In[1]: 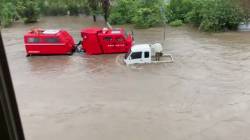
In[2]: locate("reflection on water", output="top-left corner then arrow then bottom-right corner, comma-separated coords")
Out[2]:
27,56 -> 72,73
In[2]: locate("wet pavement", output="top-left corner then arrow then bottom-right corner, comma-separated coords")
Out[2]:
2,16 -> 250,140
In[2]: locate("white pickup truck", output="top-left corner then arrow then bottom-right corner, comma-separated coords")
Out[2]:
124,43 -> 174,65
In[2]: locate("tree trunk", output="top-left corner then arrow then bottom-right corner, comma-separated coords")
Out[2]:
93,15 -> 96,22
102,0 -> 110,22
104,13 -> 108,22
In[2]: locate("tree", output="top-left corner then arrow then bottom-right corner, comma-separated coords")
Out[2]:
101,0 -> 110,22
133,0 -> 165,28
17,0 -> 40,23
87,0 -> 100,22
109,0 -> 137,25
238,0 -> 250,23
185,0 -> 243,31
0,2 -> 17,27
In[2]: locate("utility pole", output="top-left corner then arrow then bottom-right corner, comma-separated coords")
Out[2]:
160,6 -> 167,46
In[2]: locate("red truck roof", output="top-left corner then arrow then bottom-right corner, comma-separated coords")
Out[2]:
81,27 -> 126,35
81,27 -> 102,34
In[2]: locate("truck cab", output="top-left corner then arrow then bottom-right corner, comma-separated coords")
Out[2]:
81,27 -> 133,55
124,44 -> 152,65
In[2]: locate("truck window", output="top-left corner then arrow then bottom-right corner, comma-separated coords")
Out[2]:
27,37 -> 40,43
131,52 -> 142,59
116,37 -> 124,42
144,52 -> 149,58
45,38 -> 60,43
104,37 -> 112,41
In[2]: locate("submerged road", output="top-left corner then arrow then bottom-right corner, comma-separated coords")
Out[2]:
2,16 -> 250,140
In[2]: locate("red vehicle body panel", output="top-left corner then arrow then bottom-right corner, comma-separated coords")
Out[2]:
81,27 -> 133,55
24,29 -> 75,55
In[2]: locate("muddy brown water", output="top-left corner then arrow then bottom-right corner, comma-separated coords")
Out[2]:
2,16 -> 250,140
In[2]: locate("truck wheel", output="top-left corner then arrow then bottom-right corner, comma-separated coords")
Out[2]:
26,54 -> 31,57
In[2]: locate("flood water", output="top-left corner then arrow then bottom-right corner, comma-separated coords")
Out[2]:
2,16 -> 250,140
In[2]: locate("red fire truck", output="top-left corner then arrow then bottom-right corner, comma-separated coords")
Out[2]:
81,27 -> 133,55
24,29 -> 75,56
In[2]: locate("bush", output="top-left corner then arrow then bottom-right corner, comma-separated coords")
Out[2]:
167,0 -> 244,32
184,0 -> 204,26
238,0 -> 250,23
17,0 -> 40,23
133,8 -> 154,28
109,0 -> 138,25
109,12 -> 126,25
80,4 -> 91,15
68,4 -> 80,16
133,7 -> 163,28
132,0 -> 165,28
169,20 -> 183,27
109,0 -> 165,28
38,0 -> 90,16
43,3 -> 68,16
167,0 -> 193,23
0,2 -> 17,27
188,0 -> 244,31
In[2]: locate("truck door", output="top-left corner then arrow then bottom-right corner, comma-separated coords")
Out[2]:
115,36 -> 126,52
130,51 -> 144,64
143,51 -> 151,63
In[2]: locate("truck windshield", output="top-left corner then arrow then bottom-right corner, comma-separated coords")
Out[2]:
45,38 -> 60,43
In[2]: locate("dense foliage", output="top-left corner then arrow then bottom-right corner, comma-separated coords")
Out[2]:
189,0 -> 243,31
169,20 -> 183,27
166,0 -> 192,23
0,0 -> 247,32
0,2 -> 17,27
41,0 -> 90,16
109,0 -> 137,25
0,0 -> 40,27
165,0 -> 244,31
0,0 -> 108,27
109,0 -> 244,31
133,0 -> 165,28
109,0 -> 165,28
238,0 -> 250,22
17,0 -> 40,23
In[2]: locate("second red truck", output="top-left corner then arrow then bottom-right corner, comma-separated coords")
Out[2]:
81,27 -> 133,55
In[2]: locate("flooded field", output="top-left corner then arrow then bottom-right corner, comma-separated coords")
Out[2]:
2,16 -> 250,140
